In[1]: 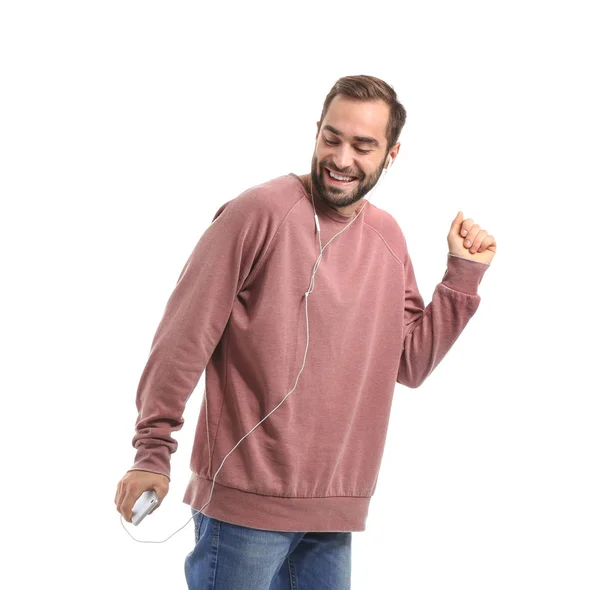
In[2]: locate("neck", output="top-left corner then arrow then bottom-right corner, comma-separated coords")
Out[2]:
298,173 -> 361,217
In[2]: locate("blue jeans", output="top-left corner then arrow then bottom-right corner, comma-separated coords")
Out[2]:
184,508 -> 352,589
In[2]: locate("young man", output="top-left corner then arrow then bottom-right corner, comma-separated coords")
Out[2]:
115,75 -> 495,589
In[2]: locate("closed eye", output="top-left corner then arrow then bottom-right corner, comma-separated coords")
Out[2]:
324,138 -> 372,154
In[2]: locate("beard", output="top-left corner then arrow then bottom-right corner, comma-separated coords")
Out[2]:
309,153 -> 386,210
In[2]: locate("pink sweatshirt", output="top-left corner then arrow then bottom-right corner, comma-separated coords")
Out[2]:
128,173 -> 490,532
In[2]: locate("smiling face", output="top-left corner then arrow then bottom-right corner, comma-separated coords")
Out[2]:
310,95 -> 399,215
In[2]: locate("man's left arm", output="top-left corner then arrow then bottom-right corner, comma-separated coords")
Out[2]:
396,211 -> 496,388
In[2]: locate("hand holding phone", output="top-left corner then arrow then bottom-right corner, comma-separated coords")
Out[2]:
115,470 -> 169,524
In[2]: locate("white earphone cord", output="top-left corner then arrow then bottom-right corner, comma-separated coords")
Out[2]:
122,154 -> 391,542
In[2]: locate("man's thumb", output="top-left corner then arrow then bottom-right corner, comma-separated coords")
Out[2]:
451,210 -> 463,231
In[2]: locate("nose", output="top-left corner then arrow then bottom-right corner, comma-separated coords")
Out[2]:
330,144 -> 354,173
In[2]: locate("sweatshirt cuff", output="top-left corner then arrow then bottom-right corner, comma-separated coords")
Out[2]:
442,253 -> 490,295
128,444 -> 172,481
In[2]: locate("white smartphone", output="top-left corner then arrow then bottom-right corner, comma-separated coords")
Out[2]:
131,490 -> 159,526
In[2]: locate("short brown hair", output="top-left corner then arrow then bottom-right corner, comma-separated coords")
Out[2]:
318,75 -> 407,153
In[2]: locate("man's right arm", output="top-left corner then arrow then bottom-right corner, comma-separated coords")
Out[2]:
126,189 -> 274,480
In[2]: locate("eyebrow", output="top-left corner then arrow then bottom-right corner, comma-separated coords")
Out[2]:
323,125 -> 380,147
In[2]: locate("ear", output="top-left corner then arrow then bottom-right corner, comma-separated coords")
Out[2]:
388,142 -> 400,167
315,120 -> 320,140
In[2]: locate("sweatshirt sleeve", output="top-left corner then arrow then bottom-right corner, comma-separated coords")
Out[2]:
396,251 -> 490,389
127,190 -> 274,480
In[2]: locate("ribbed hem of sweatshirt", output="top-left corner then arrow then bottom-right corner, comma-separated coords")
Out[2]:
183,473 -> 369,533
442,253 -> 490,295
128,444 -> 172,481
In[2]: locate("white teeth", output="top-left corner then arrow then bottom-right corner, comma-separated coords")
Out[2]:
329,169 -> 354,182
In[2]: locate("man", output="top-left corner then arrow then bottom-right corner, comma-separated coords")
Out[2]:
115,74 -> 495,589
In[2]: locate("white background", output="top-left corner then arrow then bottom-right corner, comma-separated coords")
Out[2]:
2,1 -> 598,588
